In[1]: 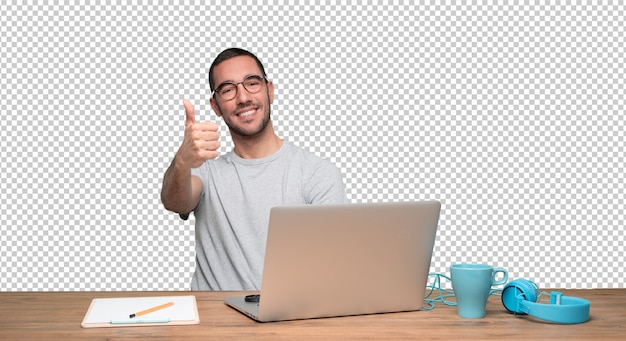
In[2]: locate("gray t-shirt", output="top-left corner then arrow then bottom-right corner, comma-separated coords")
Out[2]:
189,140 -> 348,290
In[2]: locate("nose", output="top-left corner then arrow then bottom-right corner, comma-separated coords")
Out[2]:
235,83 -> 252,103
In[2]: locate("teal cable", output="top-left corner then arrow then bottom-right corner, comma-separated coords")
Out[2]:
423,272 -> 504,310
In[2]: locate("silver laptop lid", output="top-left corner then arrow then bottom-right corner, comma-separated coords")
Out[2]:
256,201 -> 440,322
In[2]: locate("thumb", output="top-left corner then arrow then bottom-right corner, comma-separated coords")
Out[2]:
183,98 -> 196,125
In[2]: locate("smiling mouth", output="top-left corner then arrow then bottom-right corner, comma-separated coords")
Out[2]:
238,108 -> 256,117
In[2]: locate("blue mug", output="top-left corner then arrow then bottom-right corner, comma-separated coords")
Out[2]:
451,263 -> 508,318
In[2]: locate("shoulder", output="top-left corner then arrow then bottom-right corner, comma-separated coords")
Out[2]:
190,150 -> 236,176
282,141 -> 342,178
283,141 -> 335,167
282,142 -> 348,204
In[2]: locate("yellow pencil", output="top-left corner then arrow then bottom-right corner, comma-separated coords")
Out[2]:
129,302 -> 174,318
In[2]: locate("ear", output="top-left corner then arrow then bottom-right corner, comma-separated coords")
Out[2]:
210,97 -> 222,117
267,80 -> 275,104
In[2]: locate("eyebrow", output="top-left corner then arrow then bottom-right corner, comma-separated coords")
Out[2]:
215,74 -> 263,89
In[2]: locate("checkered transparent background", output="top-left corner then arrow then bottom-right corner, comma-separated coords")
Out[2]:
1,2 -> 624,291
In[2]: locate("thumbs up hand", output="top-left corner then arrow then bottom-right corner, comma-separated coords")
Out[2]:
176,99 -> 221,169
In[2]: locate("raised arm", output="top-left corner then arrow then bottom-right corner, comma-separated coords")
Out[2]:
161,99 -> 220,214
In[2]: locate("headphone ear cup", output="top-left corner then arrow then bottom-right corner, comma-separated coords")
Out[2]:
501,279 -> 538,314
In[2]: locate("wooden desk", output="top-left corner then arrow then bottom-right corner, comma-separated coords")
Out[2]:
0,289 -> 623,340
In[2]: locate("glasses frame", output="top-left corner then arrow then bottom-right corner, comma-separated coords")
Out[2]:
212,74 -> 268,101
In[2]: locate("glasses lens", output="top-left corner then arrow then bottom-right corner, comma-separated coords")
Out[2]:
216,84 -> 237,100
243,76 -> 264,93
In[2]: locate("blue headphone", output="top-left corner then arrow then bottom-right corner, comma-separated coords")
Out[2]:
501,279 -> 590,324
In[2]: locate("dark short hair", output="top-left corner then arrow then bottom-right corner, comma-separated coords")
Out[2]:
209,48 -> 267,92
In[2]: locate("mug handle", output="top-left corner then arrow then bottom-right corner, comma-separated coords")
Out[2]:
492,267 -> 509,286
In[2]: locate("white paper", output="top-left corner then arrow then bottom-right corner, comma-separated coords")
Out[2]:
83,295 -> 197,324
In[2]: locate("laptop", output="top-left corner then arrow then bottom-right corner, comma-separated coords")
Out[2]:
224,200 -> 441,322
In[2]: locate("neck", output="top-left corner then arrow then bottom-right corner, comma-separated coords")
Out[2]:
232,125 -> 283,159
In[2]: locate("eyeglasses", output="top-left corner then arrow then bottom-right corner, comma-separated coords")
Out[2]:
212,74 -> 267,101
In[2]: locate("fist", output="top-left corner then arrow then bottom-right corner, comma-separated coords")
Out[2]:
176,99 -> 221,169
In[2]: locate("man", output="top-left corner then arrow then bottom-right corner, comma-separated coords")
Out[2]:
161,48 -> 348,290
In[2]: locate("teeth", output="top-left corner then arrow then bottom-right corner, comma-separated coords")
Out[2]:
239,109 -> 255,117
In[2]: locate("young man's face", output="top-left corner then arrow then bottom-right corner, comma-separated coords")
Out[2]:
210,55 -> 275,138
